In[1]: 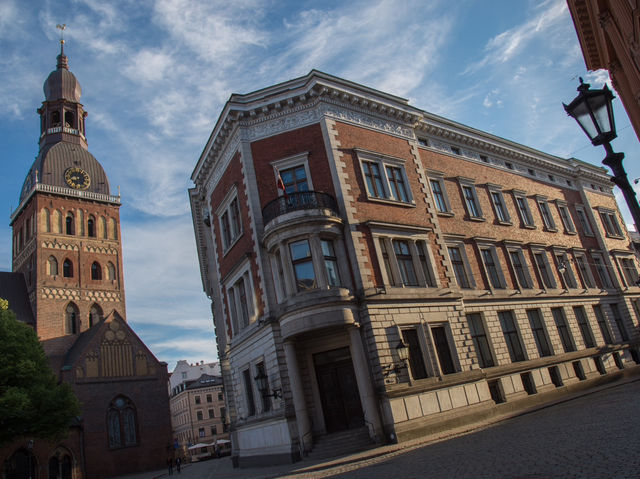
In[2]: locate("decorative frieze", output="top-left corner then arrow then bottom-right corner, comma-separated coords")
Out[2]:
84,244 -> 118,254
41,287 -> 81,300
42,239 -> 79,251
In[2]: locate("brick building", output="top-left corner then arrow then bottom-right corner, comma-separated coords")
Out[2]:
1,43 -> 171,478
189,70 -> 640,467
567,0 -> 640,141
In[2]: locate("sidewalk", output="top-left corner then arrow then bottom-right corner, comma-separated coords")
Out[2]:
114,372 -> 640,479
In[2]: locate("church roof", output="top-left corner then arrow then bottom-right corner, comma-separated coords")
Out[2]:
43,49 -> 82,102
0,272 -> 35,326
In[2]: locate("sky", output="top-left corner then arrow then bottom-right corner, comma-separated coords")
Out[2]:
2,0 -> 640,371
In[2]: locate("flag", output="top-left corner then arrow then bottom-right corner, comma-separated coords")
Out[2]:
277,172 -> 288,198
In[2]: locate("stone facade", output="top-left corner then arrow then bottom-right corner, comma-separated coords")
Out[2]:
189,70 -> 640,467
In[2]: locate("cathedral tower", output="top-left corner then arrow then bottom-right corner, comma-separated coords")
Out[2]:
10,42 -> 125,340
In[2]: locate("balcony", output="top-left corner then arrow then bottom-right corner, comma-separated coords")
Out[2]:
262,191 -> 339,225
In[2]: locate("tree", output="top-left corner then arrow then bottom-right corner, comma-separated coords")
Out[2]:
0,299 -> 80,445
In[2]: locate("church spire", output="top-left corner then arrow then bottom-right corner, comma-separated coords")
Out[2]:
56,24 -> 69,70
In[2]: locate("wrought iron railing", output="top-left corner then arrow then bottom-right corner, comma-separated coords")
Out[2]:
262,191 -> 339,225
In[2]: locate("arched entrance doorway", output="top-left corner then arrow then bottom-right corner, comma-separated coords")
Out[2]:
2,448 -> 37,479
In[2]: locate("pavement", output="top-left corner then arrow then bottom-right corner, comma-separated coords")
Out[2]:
114,374 -> 640,479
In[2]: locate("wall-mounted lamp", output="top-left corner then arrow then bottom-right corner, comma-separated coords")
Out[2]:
383,340 -> 409,376
254,370 -> 282,399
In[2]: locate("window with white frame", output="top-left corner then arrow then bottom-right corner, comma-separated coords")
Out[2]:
592,252 -> 614,288
447,243 -> 474,289
555,251 -> 577,289
290,239 -> 317,291
321,239 -> 341,287
532,249 -> 556,289
488,185 -> 511,224
459,178 -> 483,220
373,227 -> 438,288
536,196 -> 556,231
575,206 -> 594,236
357,150 -> 413,204
556,201 -> 576,234
506,246 -> 533,289
225,262 -> 255,334
428,173 -> 452,214
478,244 -> 506,289
598,209 -> 623,237
272,152 -> 313,195
217,188 -> 242,252
574,252 -> 595,289
513,191 -> 535,227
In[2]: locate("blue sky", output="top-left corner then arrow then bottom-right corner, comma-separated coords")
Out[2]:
2,0 -> 640,370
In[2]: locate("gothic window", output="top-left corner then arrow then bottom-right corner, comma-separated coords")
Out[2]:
48,256 -> 58,276
43,207 -> 51,233
65,303 -> 79,335
101,216 -> 108,239
65,213 -> 74,235
107,396 -> 138,449
53,210 -> 62,233
91,262 -> 102,280
110,218 -> 118,240
88,215 -> 96,237
48,450 -> 72,479
63,259 -> 73,278
107,262 -> 116,281
89,304 -> 103,327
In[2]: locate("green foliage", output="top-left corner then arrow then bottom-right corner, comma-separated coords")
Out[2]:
0,301 -> 80,445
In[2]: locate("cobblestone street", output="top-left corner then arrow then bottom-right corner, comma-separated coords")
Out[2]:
118,378 -> 640,479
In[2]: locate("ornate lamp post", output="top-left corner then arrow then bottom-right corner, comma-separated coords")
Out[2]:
564,78 -> 640,232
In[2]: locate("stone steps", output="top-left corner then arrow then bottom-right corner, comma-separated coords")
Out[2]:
305,427 -> 373,461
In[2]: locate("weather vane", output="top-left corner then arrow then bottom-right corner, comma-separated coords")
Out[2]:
56,23 -> 66,47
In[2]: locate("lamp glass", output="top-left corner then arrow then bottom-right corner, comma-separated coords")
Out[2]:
254,371 -> 268,392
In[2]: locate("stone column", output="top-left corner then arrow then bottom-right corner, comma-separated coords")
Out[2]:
348,325 -> 383,442
283,340 -> 312,454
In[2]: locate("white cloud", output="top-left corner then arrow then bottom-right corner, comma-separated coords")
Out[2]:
123,49 -> 173,84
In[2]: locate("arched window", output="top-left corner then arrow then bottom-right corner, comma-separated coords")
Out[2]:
89,304 -> 103,327
63,259 -> 73,278
101,216 -> 108,239
51,110 -> 61,126
64,111 -> 74,128
53,210 -> 62,233
107,262 -> 116,281
48,256 -> 58,276
65,303 -> 79,335
3,448 -> 36,479
107,396 -> 138,449
110,218 -> 118,240
43,207 -> 51,233
88,215 -> 96,237
65,213 -> 74,235
91,262 -> 102,280
48,450 -> 72,479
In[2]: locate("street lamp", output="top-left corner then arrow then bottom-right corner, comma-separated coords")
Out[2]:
564,78 -> 640,232
383,340 -> 409,376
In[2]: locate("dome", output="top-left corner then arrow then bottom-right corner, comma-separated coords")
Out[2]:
43,52 -> 82,102
20,142 -> 111,203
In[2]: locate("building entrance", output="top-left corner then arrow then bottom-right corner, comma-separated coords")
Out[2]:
314,347 -> 364,433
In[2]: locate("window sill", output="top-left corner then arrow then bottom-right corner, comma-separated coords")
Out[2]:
563,230 -> 577,235
467,216 -> 486,222
543,227 -> 558,233
366,196 -> 416,208
606,234 -> 625,240
521,224 -> 536,229
436,211 -> 454,217
496,220 -> 512,226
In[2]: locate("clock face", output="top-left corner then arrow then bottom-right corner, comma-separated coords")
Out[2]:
64,167 -> 91,190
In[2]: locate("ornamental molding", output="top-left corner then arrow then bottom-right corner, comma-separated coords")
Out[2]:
42,239 -> 79,251
85,290 -> 121,302
84,244 -> 118,255
41,287 -> 81,300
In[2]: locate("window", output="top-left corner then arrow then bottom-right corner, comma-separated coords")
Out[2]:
91,262 -> 102,280
575,206 -> 594,235
290,239 -> 316,291
198,428 -> 205,438
195,396 -> 201,405
552,307 -> 575,352
460,181 -> 483,219
321,239 -> 341,287
65,213 -> 74,235
206,394 -> 212,403
107,396 -> 137,449
508,248 -> 533,289
513,192 -> 534,227
599,210 -> 623,237
47,256 -> 58,276
181,372 -> 187,380
359,151 -> 412,204
88,215 -> 95,237
527,309 -> 552,357
227,271 -> 254,333
573,306 -> 595,348
101,216 -> 108,239
610,303 -> 629,341
619,257 -> 639,287
592,254 -> 613,289
448,245 -> 472,289
467,313 -> 494,368
536,197 -> 556,231
208,408 -> 214,418
593,305 -> 613,344
574,253 -> 595,288
218,392 -> 223,401
533,251 -> 555,289
489,189 -> 511,224
555,252 -> 577,289
210,426 -> 217,435
429,177 -> 451,214
65,303 -> 79,335
431,325 -> 457,374
63,259 -> 73,278
280,164 -> 309,193
480,246 -> 505,289
196,411 -> 203,421
242,368 -> 256,417
218,189 -> 242,251
556,202 -> 576,233
498,311 -> 526,362
401,328 -> 428,379
374,232 -> 437,288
